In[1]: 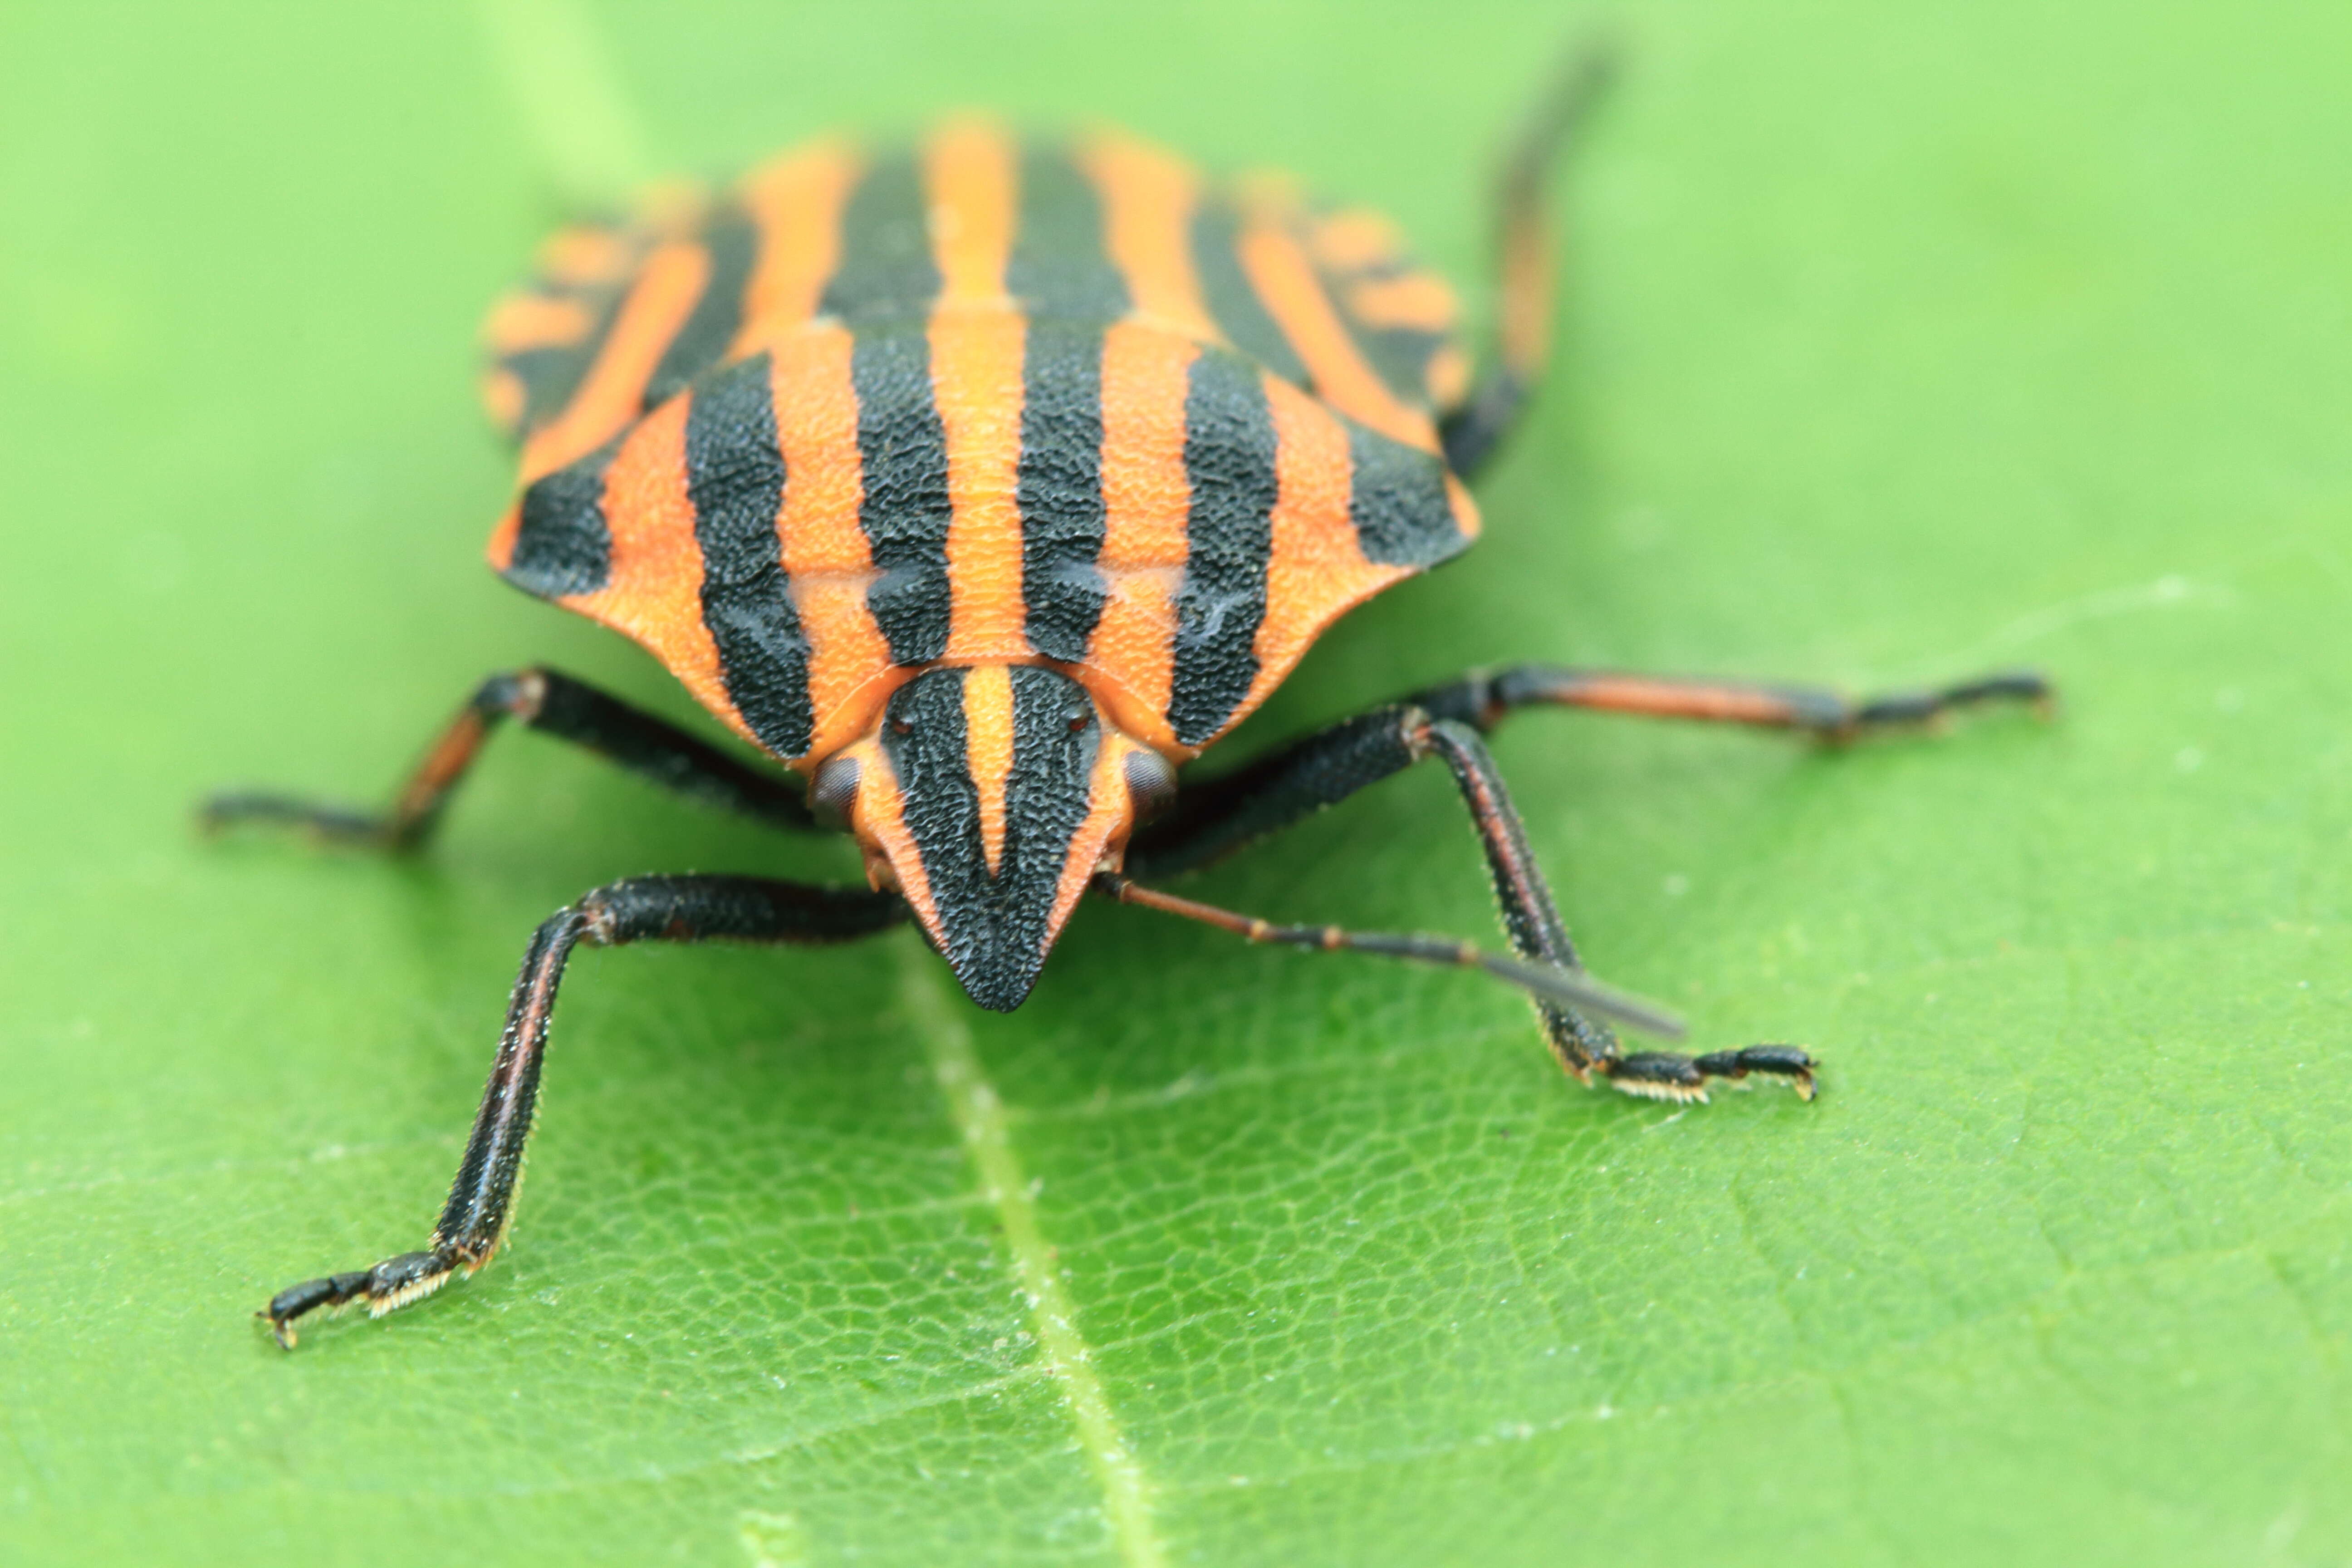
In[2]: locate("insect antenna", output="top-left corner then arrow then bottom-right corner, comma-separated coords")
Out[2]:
1091,873 -> 1686,1039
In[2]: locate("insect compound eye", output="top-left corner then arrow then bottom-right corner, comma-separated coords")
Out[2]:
1066,705 -> 1092,736
809,755 -> 861,830
1121,747 -> 1179,821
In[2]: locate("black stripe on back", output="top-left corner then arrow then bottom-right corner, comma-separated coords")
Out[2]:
1316,242 -> 1452,417
1347,422 -> 1471,569
819,152 -> 941,321
500,279 -> 631,439
850,320 -> 954,665
502,437 -> 619,598
687,352 -> 815,759
492,220 -> 646,442
504,338 -> 596,438
1007,143 -> 1129,322
1331,284 -> 1448,419
1190,196 -> 1308,387
1016,319 -> 1110,662
644,207 -> 760,411
1354,324 -> 1448,411
1169,351 -> 1279,745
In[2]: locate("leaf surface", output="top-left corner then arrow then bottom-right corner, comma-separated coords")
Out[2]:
1,1 -> 2347,1563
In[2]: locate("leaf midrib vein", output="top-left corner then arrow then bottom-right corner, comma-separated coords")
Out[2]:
901,938 -> 1171,1568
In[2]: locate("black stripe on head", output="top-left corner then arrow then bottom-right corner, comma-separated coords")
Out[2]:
1002,661 -> 1102,904
880,666 -> 1101,1011
850,319 -> 953,665
879,673 -> 978,929
1007,142 -> 1129,321
1190,195 -> 1308,387
644,206 -> 760,411
1347,421 -> 1472,569
1017,319 -> 1110,662
819,151 -> 941,321
503,436 -> 619,598
1168,349 -> 1278,746
687,352 -> 815,759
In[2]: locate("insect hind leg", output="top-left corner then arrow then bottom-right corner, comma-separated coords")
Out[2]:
1439,35 -> 1618,479
201,665 -> 820,851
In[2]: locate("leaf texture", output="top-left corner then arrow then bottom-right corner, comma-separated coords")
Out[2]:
0,1 -> 2347,1564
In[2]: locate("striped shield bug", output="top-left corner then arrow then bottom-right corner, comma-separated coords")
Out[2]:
208,44 -> 2049,1347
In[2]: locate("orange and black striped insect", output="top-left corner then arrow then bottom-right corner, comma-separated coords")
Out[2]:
208,47 -> 2048,1346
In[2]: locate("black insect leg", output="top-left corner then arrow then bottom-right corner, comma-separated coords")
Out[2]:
1440,37 -> 1617,479
1125,706 -> 1806,1100
1405,665 -> 2054,743
261,874 -> 905,1348
202,666 -> 818,850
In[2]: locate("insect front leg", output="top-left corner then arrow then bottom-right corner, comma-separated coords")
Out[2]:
1411,715 -> 1815,1098
1124,705 -> 1812,1099
261,874 -> 903,1348
202,665 -> 820,851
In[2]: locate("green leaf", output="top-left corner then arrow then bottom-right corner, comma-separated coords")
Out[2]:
3,1 -> 2347,1563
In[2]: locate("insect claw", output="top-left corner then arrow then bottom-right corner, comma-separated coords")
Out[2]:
1604,1053 -> 1710,1103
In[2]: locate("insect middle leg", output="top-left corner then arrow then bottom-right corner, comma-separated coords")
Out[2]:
1122,706 -> 1798,1101
261,873 -> 905,1347
201,666 -> 819,850
1403,664 -> 2053,742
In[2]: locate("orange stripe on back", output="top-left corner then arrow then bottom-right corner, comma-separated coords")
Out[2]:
482,293 -> 596,354
1238,373 -> 1414,722
734,139 -> 862,346
1084,322 -> 1197,752
1233,189 -> 1439,455
485,499 -> 523,574
519,240 -> 710,483
770,321 -> 897,765
555,394 -> 746,745
1425,343 -> 1473,412
480,369 -> 526,435
1308,208 -> 1405,271
537,225 -> 637,286
1077,132 -> 1219,343
923,119 -> 1030,663
1343,273 -> 1459,333
928,118 -> 1018,305
962,665 -> 1017,875
1443,471 -> 1482,541
931,308 -> 1029,660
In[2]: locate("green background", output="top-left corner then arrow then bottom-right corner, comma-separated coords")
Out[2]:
4,0 -> 2347,1563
